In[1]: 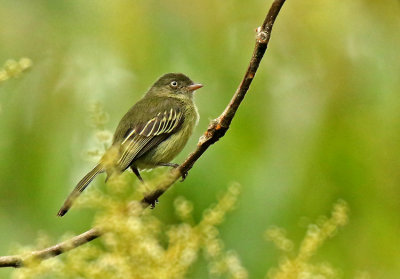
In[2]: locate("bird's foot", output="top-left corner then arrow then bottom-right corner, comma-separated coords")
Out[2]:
180,170 -> 188,182
143,197 -> 159,209
158,162 -> 188,181
150,198 -> 159,209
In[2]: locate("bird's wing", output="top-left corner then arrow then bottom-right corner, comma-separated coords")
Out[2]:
116,108 -> 183,170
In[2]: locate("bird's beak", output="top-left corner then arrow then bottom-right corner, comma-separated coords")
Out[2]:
188,83 -> 203,92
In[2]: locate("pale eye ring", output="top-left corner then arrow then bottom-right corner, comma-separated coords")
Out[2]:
170,81 -> 178,88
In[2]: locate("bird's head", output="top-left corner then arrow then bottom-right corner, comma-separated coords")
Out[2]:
147,73 -> 203,99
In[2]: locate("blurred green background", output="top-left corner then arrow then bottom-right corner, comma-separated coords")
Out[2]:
1,0 -> 400,278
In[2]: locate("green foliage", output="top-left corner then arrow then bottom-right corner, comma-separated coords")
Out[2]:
266,200 -> 351,279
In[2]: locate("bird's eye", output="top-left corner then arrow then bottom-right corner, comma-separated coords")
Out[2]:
170,81 -> 178,88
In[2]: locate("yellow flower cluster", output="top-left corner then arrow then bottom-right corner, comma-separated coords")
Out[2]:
85,102 -> 113,162
88,102 -> 110,130
0,57 -> 32,113
265,200 -> 356,279
12,182 -> 246,279
0,58 -> 32,83
11,181 -> 363,279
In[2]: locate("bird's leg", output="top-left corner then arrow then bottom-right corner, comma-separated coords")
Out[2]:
157,162 -> 188,182
130,165 -> 144,182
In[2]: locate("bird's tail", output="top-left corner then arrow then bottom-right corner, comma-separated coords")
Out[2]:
57,164 -> 104,217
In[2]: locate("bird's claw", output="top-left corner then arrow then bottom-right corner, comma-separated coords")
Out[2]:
150,198 -> 159,209
165,163 -> 188,182
180,171 -> 188,182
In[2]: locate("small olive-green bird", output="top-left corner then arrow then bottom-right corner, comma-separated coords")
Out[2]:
57,73 -> 203,216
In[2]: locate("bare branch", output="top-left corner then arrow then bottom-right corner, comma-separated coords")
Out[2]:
142,0 -> 286,206
0,228 -> 101,268
0,0 -> 286,269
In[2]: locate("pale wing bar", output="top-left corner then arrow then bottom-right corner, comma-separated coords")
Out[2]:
139,108 -> 182,137
117,109 -> 182,169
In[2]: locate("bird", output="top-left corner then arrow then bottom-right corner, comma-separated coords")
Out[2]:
57,73 -> 203,217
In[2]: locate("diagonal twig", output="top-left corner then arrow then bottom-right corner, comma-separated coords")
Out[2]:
0,0 -> 286,268
143,0 -> 286,205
